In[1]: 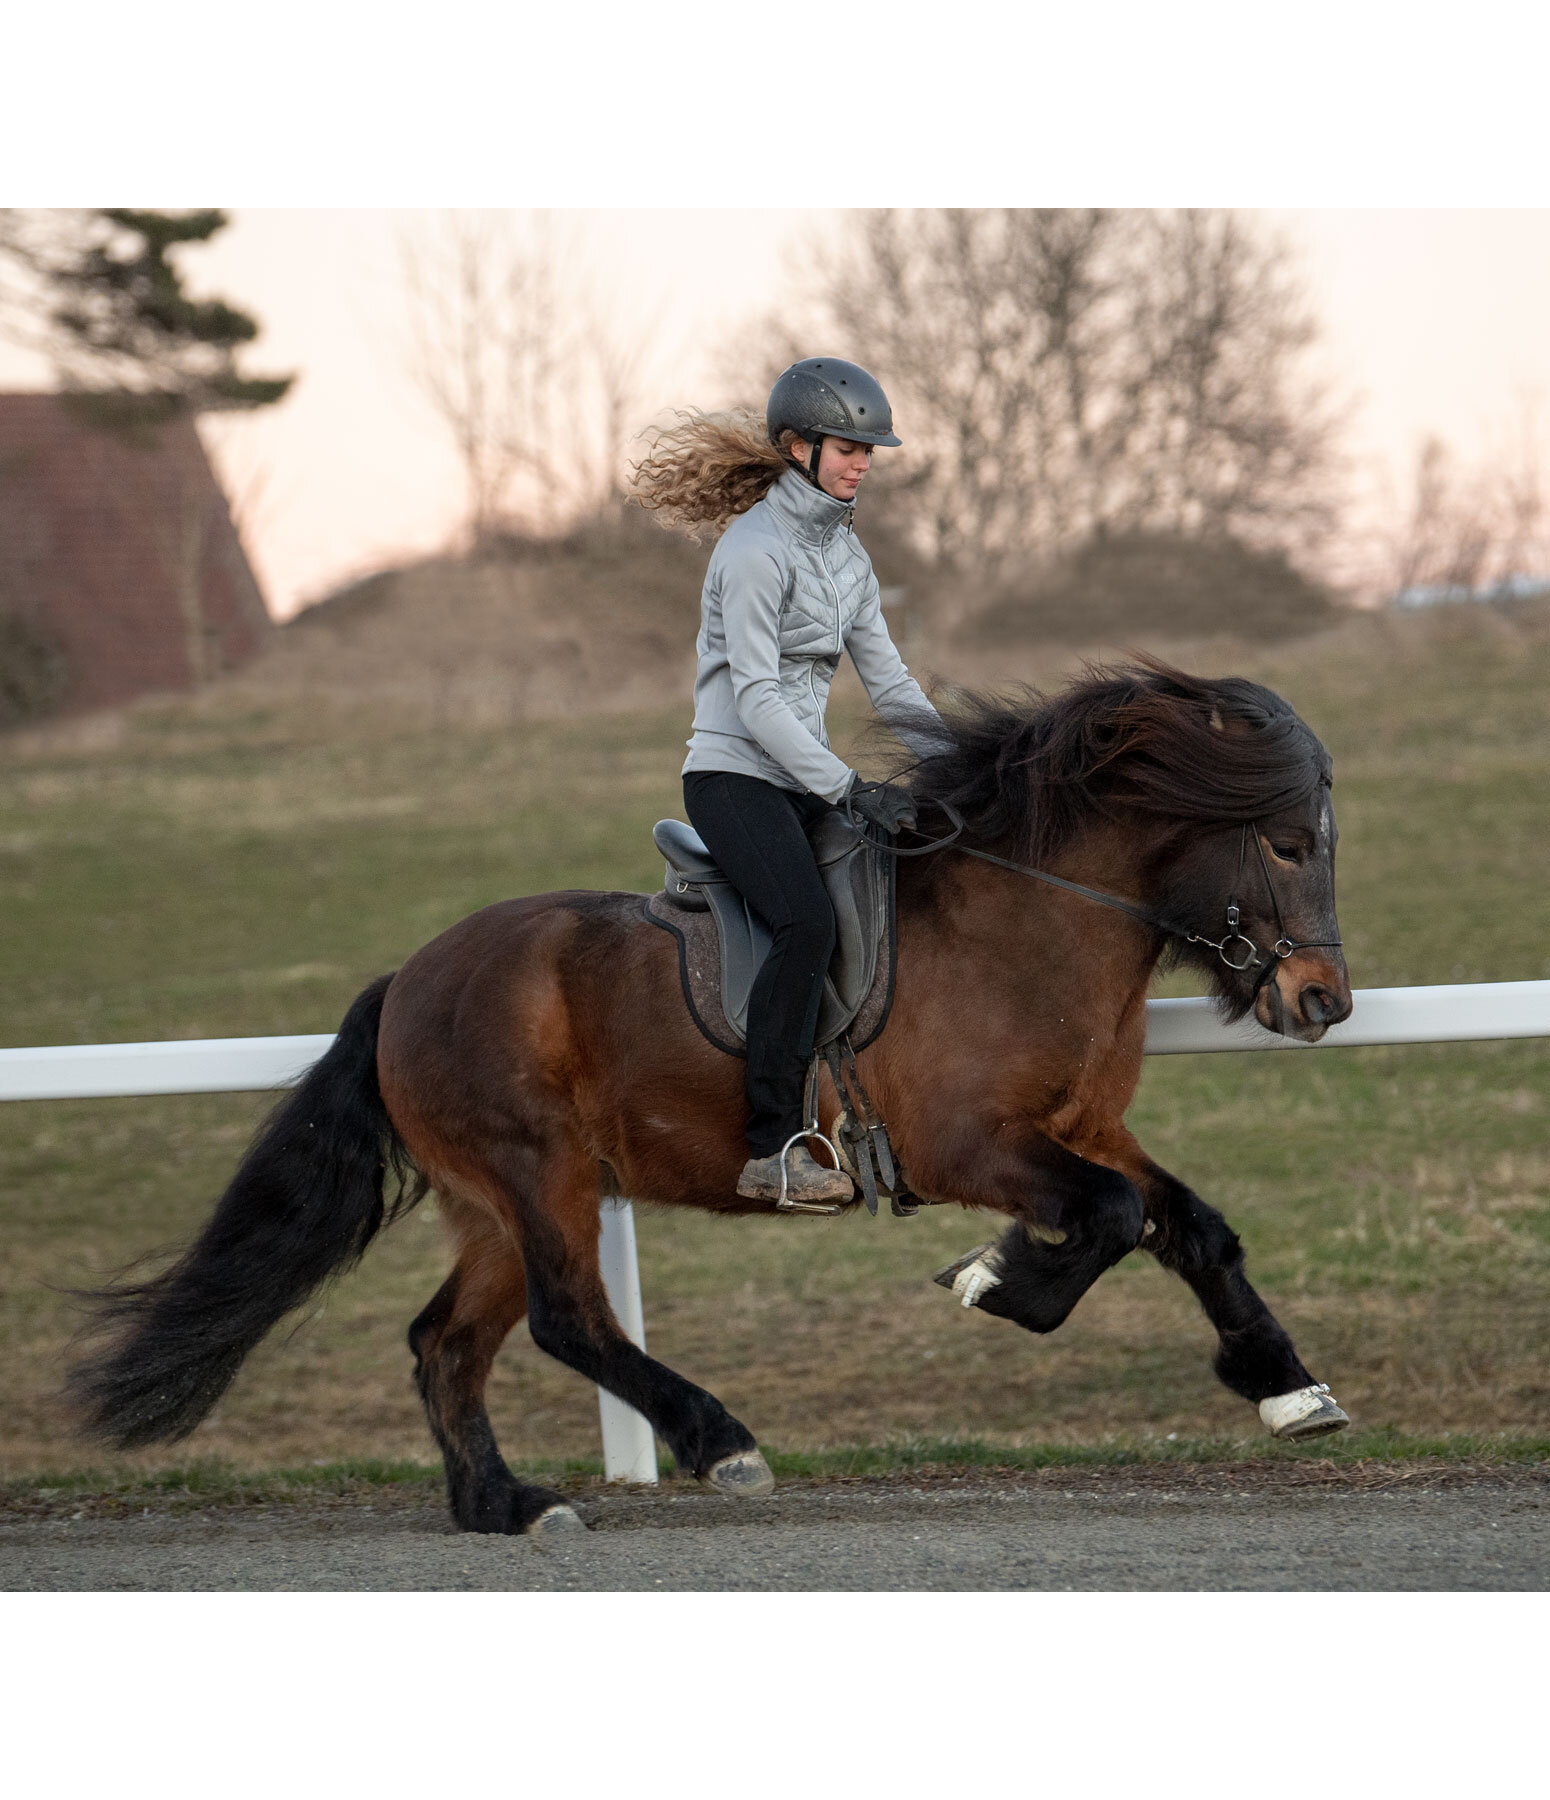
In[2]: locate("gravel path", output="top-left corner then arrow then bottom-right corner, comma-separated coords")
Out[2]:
4,1465 -> 1546,1591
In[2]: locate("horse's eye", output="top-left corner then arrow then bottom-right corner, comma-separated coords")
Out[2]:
1271,843 -> 1299,862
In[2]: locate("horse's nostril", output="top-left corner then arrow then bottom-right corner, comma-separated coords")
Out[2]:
1300,983 -> 1351,1027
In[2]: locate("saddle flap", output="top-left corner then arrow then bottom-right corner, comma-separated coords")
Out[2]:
814,822 -> 886,1036
725,895 -> 773,1028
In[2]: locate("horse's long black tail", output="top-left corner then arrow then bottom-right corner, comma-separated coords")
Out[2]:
67,974 -> 424,1449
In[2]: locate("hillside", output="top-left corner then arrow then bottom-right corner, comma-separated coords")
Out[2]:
200,519 -> 1349,730
232,519 -> 711,726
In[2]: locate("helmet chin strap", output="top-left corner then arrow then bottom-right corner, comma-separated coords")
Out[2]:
797,435 -> 827,490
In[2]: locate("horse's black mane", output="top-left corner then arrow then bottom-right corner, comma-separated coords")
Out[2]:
901,656 -> 1331,861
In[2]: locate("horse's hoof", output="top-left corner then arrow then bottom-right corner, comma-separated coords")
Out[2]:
1260,1384 -> 1350,1442
700,1450 -> 775,1497
933,1243 -> 1001,1309
528,1502 -> 587,1540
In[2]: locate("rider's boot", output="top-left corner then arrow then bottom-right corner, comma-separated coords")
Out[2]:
736,1144 -> 854,1207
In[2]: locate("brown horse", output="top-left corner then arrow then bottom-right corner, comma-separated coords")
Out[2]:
69,661 -> 1353,1536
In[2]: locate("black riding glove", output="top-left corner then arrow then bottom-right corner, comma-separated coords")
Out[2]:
846,778 -> 918,835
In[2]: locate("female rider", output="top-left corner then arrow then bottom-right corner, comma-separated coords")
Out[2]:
633,358 -> 939,1206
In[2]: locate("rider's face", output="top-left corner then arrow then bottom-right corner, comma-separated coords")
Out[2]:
793,436 -> 874,502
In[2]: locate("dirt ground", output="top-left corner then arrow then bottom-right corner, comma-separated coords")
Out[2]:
4,1461 -> 1544,1592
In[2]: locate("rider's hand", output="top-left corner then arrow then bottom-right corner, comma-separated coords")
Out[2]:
847,778 -> 918,835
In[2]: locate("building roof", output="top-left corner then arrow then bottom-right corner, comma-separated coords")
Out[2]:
0,392 -> 273,716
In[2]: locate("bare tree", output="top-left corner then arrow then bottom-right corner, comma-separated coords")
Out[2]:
399,212 -> 657,543
725,209 -> 1343,577
1494,406 -> 1547,589
1115,211 -> 1342,553
1390,413 -> 1549,600
585,302 -> 662,523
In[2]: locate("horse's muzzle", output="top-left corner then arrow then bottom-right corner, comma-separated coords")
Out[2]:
1255,962 -> 1353,1042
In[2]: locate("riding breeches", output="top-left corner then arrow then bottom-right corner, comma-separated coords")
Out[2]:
682,770 -> 837,1157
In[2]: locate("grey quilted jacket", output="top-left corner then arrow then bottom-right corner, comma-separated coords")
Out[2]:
682,467 -> 940,803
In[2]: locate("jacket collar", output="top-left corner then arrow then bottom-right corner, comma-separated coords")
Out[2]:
765,465 -> 853,543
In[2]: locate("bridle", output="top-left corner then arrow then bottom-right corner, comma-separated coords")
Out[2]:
1199,817 -> 1344,997
842,792 -> 1343,991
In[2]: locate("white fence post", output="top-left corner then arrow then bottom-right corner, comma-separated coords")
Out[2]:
596,1198 -> 659,1485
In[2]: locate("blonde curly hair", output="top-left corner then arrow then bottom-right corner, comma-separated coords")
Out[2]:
629,408 -> 801,541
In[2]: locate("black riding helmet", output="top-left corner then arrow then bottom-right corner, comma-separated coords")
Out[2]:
766,357 -> 901,489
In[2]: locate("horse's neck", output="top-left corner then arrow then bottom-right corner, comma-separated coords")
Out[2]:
895,824 -> 1167,1029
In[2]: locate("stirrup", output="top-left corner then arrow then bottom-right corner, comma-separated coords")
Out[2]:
774,1128 -> 851,1215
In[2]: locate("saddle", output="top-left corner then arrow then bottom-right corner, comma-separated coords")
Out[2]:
642,809 -> 895,1057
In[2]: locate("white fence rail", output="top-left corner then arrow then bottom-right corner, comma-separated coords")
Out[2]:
1143,979 -> 1550,1054
7,984 -> 1550,1105
0,1034 -> 336,1103
6,979 -> 1550,1485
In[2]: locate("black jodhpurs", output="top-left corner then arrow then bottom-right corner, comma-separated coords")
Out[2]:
682,770 -> 837,1158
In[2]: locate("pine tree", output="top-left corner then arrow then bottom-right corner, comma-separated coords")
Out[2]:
0,208 -> 293,430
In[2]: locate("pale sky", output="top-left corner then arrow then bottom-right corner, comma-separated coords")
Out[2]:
4,208 -> 1548,616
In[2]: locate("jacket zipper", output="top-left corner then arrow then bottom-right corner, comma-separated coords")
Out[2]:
819,527 -> 843,655
813,527 -> 844,740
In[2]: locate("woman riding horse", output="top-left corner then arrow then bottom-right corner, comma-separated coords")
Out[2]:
632,358 -> 939,1207
67,503 -> 1359,1536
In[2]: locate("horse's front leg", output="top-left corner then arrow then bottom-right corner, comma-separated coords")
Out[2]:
931,1128 -> 1148,1333
1094,1132 -> 1350,1442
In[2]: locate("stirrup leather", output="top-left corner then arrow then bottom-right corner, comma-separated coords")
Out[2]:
822,1038 -> 918,1217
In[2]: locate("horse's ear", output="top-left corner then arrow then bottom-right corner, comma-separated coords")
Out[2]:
1208,705 -> 1225,732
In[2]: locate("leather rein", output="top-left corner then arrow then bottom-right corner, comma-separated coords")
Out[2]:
843,791 -> 1343,991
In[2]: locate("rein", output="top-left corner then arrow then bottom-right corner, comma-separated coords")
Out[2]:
842,793 -> 1342,980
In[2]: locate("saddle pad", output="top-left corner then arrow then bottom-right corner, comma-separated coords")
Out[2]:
643,883 -> 896,1058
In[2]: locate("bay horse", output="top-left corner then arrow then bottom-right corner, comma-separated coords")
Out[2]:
68,660 -> 1354,1537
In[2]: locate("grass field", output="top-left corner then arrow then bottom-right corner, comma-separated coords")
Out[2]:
2,600 -> 1548,1485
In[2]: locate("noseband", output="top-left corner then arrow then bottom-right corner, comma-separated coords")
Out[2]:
844,795 -> 1343,990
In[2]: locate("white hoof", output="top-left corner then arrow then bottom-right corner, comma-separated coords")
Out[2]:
1260,1384 -> 1351,1442
528,1502 -> 587,1540
933,1243 -> 1003,1309
700,1450 -> 775,1497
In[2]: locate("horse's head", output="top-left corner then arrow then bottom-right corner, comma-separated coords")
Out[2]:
900,657 -> 1353,1043
1165,782 -> 1352,1043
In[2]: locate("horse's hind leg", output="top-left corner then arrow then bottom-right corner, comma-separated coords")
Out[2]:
408,1217 -> 581,1537
513,1141 -> 770,1493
